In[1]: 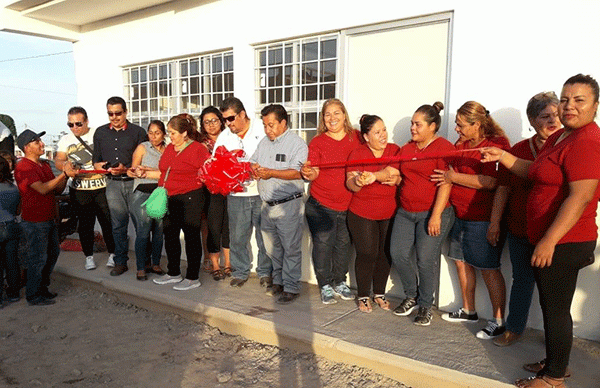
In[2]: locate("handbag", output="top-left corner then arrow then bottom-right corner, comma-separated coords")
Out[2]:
142,140 -> 193,219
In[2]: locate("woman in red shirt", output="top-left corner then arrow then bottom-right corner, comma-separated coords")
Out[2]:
390,102 -> 455,326
489,92 -> 561,347
482,74 -> 600,388
301,99 -> 361,305
431,101 -> 510,340
346,114 -> 400,313
140,114 -> 211,291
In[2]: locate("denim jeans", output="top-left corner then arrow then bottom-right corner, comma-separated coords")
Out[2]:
261,198 -> 304,293
505,232 -> 536,334
0,221 -> 21,300
305,196 -> 352,288
131,190 -> 164,271
227,195 -> 271,279
390,206 -> 454,308
105,179 -> 135,266
21,220 -> 60,301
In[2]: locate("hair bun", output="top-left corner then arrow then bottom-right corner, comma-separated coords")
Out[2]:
432,101 -> 444,113
359,114 -> 369,125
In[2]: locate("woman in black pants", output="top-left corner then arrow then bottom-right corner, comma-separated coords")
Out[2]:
482,73 -> 600,388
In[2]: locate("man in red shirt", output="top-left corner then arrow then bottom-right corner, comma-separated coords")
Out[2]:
14,129 -> 77,306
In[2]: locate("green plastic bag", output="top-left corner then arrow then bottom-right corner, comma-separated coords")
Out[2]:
143,187 -> 168,219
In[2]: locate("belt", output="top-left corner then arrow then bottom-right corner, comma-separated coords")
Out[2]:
107,175 -> 133,181
266,192 -> 303,206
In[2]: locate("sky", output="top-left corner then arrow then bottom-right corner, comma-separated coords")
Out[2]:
0,31 -> 77,145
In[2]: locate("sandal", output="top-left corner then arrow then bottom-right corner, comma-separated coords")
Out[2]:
523,360 -> 571,378
357,297 -> 372,313
149,265 -> 164,275
515,375 -> 566,388
222,267 -> 232,277
372,294 -> 390,310
211,269 -> 225,281
202,258 -> 213,273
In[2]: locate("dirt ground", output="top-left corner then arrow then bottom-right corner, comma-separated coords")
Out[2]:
0,282 -> 409,388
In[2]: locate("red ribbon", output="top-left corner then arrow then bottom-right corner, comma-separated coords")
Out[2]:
197,146 -> 252,195
310,148 -> 485,169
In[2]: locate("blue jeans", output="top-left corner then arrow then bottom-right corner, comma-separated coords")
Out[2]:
0,221 -> 20,300
390,206 -> 454,308
227,195 -> 271,280
261,198 -> 304,293
505,232 -> 536,334
448,218 -> 504,269
131,190 -> 164,271
105,179 -> 135,266
21,220 -> 60,301
305,196 -> 352,288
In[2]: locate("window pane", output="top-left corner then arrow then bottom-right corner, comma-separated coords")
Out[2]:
302,41 -> 318,61
212,55 -> 222,73
285,44 -> 293,63
159,81 -> 168,96
180,96 -> 189,110
190,59 -> 199,76
302,85 -> 317,101
150,99 -> 158,115
284,65 -> 293,86
321,39 -> 336,59
268,67 -> 282,87
259,50 -> 266,67
212,93 -> 223,106
140,84 -> 148,99
180,60 -> 188,77
123,86 -> 130,101
224,73 -> 234,92
190,77 -> 199,94
302,112 -> 318,129
302,62 -> 318,84
320,84 -> 336,100
159,97 -> 169,114
260,89 -> 266,104
268,46 -> 283,65
259,68 -> 266,88
140,100 -> 148,115
132,101 -> 140,114
132,85 -> 139,99
131,68 -> 139,83
140,67 -> 147,82
169,62 -> 176,78
268,88 -> 282,103
284,87 -> 292,102
159,64 -> 168,79
122,69 -> 130,84
212,74 -> 223,92
181,79 -> 188,95
150,65 -> 158,81
224,54 -> 233,72
202,75 -> 211,93
190,95 -> 200,112
320,60 -> 336,82
150,82 -> 157,98
140,117 -> 150,131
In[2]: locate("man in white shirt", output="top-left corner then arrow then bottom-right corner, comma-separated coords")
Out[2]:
214,97 -> 271,288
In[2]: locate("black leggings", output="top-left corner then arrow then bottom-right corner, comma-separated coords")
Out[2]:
533,240 -> 595,378
71,188 -> 115,257
204,189 -> 230,253
163,189 -> 205,281
347,211 -> 391,298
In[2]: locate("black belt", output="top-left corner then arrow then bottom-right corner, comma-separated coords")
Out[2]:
107,175 -> 133,181
266,192 -> 303,206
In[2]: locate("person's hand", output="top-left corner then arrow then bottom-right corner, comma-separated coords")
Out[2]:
252,164 -> 273,180
531,238 -> 556,268
356,171 -> 376,187
109,163 -> 127,175
63,161 -> 78,178
300,161 -> 318,181
486,222 -> 501,246
427,215 -> 441,236
431,166 -> 455,186
480,147 -> 504,163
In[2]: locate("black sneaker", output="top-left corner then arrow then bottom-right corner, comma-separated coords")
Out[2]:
414,306 -> 432,326
393,297 -> 417,316
442,308 -> 479,322
276,291 -> 299,305
27,296 -> 56,306
476,321 -> 506,339
265,284 -> 283,296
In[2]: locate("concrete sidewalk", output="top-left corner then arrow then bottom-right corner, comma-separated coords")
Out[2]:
53,251 -> 599,388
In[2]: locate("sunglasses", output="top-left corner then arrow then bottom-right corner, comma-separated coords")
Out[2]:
67,122 -> 84,128
223,114 -> 237,122
108,111 -> 124,117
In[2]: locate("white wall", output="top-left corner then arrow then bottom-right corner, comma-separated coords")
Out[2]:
67,0 -> 600,340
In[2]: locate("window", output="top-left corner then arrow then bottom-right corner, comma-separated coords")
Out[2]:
123,51 -> 234,128
254,34 -> 338,142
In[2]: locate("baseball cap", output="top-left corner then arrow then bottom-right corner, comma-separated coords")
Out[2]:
17,129 -> 46,151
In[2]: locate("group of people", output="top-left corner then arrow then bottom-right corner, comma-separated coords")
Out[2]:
1,73 -> 598,388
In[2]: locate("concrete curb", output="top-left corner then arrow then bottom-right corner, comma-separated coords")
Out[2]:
54,269 -> 513,388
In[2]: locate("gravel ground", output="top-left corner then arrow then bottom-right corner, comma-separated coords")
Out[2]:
0,283 -> 409,388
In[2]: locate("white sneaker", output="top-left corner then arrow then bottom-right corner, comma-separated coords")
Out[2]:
153,274 -> 183,285
106,254 -> 115,268
85,256 -> 96,270
173,279 -> 201,291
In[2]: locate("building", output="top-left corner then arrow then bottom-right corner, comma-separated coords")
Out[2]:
2,0 -> 599,341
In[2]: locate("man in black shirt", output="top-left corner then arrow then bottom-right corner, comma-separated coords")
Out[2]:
93,96 -> 147,276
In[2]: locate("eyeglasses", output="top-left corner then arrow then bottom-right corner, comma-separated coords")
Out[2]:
67,122 -> 84,128
108,111 -> 124,117
203,118 -> 221,126
223,114 -> 237,122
